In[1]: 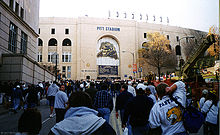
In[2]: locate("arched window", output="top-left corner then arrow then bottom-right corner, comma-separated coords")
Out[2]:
38,38 -> 43,46
62,38 -> 71,46
142,42 -> 147,47
142,42 -> 149,51
48,38 -> 57,46
175,45 -> 181,55
166,44 -> 172,50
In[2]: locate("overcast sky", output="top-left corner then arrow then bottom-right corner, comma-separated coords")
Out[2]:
39,0 -> 219,32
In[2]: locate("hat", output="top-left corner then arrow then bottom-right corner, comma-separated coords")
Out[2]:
202,89 -> 208,95
136,83 -> 147,90
80,84 -> 84,88
16,85 -> 20,88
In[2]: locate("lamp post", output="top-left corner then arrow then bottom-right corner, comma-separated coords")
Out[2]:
177,36 -> 195,77
122,50 -> 135,79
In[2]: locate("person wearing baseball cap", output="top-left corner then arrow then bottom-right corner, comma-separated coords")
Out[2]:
200,89 -> 209,108
127,81 -> 136,97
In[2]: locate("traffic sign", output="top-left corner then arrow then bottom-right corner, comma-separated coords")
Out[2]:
138,67 -> 142,72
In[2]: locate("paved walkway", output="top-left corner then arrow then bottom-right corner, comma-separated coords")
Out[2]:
0,97 -> 204,135
110,97 -> 123,135
0,98 -> 48,115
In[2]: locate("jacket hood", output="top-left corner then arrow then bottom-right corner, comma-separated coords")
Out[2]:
51,107 -> 106,135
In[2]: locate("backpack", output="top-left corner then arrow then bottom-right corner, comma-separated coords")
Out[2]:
170,96 -> 205,133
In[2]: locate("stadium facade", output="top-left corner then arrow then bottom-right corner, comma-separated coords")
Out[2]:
38,17 -> 206,80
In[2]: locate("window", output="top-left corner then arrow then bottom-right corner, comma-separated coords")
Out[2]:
9,0 -> 14,9
176,36 -> 179,42
48,38 -> 57,46
62,74 -> 66,78
38,28 -> 40,34
67,66 -> 71,78
186,37 -> 188,43
166,44 -> 171,50
38,38 -> 43,46
67,66 -> 71,72
67,73 -> 71,78
8,22 -> 17,53
48,52 -> 59,63
48,52 -> 54,62
62,52 -> 71,62
62,66 -> 66,72
51,28 -> 55,34
175,45 -> 181,55
167,35 -> 169,40
20,31 -> 27,54
144,33 -> 147,38
20,7 -> 24,19
65,28 -> 69,34
62,38 -> 71,46
37,52 -> 42,62
15,2 -> 19,15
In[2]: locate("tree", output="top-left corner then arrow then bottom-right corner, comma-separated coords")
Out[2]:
183,30 -> 205,60
207,26 -> 219,59
139,32 -> 177,81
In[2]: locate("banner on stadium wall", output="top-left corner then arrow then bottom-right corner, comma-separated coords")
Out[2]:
133,64 -> 137,73
98,65 -> 118,75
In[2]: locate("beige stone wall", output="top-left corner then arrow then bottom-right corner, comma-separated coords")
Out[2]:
0,0 -> 39,62
39,17 -> 206,80
0,0 -> 55,84
0,55 -> 23,81
2,0 -> 39,33
0,54 -> 54,84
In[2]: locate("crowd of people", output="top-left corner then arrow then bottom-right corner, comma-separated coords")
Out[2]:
0,78 -> 219,135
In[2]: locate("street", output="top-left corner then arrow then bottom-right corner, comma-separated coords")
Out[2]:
0,97 -> 204,135
0,99 -> 56,134
0,98 -> 123,135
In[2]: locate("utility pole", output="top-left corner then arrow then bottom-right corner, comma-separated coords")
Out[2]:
55,53 -> 57,82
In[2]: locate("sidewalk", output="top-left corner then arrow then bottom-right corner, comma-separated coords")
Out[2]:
0,98 -> 48,116
0,104 -> 9,115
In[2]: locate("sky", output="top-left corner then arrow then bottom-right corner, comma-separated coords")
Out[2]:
39,0 -> 219,32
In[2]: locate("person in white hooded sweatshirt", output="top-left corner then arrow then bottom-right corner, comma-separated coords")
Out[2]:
47,81 -> 59,118
201,90 -> 219,135
49,91 -> 116,135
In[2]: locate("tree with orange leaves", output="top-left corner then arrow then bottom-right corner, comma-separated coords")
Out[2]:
207,26 -> 219,59
139,32 -> 177,81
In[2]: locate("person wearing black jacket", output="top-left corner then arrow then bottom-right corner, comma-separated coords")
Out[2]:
85,82 -> 98,104
122,87 -> 153,135
26,84 -> 38,108
115,84 -> 133,121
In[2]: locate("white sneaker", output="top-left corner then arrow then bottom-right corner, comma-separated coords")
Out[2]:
49,114 -> 53,118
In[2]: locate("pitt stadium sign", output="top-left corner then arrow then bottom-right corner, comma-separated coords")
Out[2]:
97,26 -> 120,31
